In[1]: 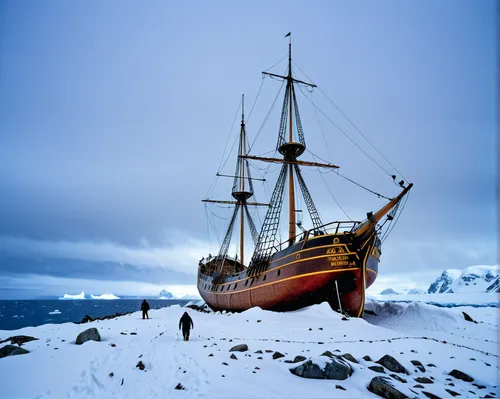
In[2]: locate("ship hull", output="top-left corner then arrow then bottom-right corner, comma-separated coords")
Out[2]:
197,231 -> 380,317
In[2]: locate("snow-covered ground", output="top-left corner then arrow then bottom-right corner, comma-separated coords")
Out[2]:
0,297 -> 498,399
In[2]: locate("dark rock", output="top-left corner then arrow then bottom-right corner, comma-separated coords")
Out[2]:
254,350 -> 263,354
484,395 -> 494,398
284,360 -> 294,363
110,343 -> 116,347
376,355 -> 408,374
308,328 -> 312,331
257,357 -> 263,359
273,351 -> 285,360
472,383 -> 486,389
445,389 -> 460,397
367,376 -> 409,399
336,385 -> 346,390
390,374 -> 407,383
422,392 -> 442,399
109,372 -> 114,377
319,327 -> 323,330
120,332 -> 127,335
265,350 -> 273,353
290,356 -> 352,380
427,363 -> 436,368
229,344 -> 248,352
0,345 -> 29,358
257,320 -> 261,323
363,355 -> 372,361
318,341 -> 324,344
293,355 -> 306,363
369,365 -> 385,373
136,361 -> 145,370
254,367 -> 260,370
341,353 -> 358,363
462,312 -> 477,323
130,332 -> 137,335
449,369 -> 474,382
174,383 -> 185,390
222,362 -> 228,366
75,328 -> 101,345
411,360 -> 426,372
321,351 -> 335,358
230,354 -> 237,360
0,335 -> 38,346
414,384 -> 425,388
208,353 -> 214,357
448,383 -> 454,386
415,377 -> 433,384
121,378 -> 124,386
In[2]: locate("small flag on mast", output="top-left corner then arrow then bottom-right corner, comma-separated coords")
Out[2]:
285,32 -> 291,38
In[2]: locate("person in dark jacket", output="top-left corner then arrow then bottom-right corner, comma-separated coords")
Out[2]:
141,299 -> 150,319
179,311 -> 194,341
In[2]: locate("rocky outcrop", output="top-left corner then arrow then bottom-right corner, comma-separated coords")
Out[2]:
0,345 -> 29,358
289,355 -> 352,380
448,369 -> 473,382
376,355 -> 408,374
229,344 -> 248,352
0,335 -> 38,346
76,328 -> 101,345
368,376 -> 409,399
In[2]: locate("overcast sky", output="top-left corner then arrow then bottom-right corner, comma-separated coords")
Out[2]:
0,1 -> 496,298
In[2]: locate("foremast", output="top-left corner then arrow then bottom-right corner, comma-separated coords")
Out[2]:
202,95 -> 266,267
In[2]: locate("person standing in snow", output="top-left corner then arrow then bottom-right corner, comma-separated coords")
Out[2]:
179,311 -> 194,341
141,299 -> 150,319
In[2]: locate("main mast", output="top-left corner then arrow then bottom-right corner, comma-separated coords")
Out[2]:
239,95 -> 246,265
287,35 -> 296,244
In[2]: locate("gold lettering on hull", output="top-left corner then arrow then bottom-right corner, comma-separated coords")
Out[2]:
327,254 -> 356,269
326,247 -> 345,255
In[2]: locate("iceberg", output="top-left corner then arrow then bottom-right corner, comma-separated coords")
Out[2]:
90,293 -> 121,300
58,291 -> 86,300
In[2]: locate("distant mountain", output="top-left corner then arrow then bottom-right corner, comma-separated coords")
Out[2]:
159,289 -> 174,299
428,265 -> 499,294
379,288 -> 399,295
407,288 -> 425,295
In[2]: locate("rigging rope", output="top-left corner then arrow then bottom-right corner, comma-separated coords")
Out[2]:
307,149 -> 392,200
318,172 -> 352,221
293,61 -> 407,181
247,76 -> 265,124
249,80 -> 285,152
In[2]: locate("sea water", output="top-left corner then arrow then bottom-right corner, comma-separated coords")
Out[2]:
0,299 -> 192,331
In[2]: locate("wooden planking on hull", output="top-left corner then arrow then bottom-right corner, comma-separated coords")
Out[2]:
198,233 -> 379,316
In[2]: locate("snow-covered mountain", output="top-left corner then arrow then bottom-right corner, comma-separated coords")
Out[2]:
428,265 -> 499,294
58,291 -> 86,300
90,293 -> 120,300
406,288 -> 425,295
158,289 -> 174,299
379,288 -> 399,295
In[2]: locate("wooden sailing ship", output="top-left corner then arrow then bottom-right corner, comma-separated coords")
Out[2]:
197,35 -> 412,317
